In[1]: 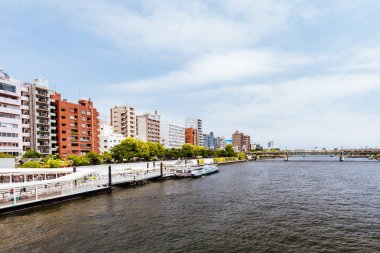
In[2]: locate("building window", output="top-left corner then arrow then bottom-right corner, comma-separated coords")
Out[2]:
0,82 -> 16,93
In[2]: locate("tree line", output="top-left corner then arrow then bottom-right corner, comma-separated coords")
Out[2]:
1,137 -> 245,168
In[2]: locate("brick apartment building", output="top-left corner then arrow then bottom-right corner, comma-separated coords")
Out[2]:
51,93 -> 99,158
185,128 -> 197,146
232,130 -> 251,152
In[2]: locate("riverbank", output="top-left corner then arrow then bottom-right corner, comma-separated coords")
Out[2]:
0,160 -> 247,215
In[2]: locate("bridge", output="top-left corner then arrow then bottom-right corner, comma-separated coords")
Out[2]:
251,149 -> 380,161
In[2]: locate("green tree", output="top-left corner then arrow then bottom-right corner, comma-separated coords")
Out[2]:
148,142 -> 165,160
164,148 -> 183,160
86,151 -> 103,165
101,151 -> 113,164
225,144 -> 236,157
23,150 -> 43,158
68,155 -> 90,166
137,140 -> 150,160
182,144 -> 195,158
110,137 -> 139,162
194,146 -> 205,157
21,161 -> 42,168
215,148 -> 226,157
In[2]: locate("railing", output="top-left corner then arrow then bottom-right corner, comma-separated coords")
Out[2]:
0,161 -> 203,211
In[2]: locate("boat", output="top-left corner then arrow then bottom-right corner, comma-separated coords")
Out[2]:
174,168 -> 192,178
190,165 -> 219,178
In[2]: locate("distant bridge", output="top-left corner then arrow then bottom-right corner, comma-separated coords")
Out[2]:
251,149 -> 380,161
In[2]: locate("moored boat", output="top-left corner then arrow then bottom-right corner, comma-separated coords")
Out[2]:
190,165 -> 219,178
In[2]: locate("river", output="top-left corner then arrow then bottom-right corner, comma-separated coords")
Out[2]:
1,158 -> 379,253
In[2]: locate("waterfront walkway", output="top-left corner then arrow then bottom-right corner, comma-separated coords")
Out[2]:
0,158 -> 220,212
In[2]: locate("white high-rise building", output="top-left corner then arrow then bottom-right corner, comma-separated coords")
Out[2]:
0,69 -> 24,155
99,120 -> 125,153
185,118 -> 204,146
160,121 -> 185,149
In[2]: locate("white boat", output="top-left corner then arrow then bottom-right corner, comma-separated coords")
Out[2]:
190,165 -> 219,178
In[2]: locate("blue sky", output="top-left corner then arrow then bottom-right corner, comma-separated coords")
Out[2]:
1,0 -> 380,149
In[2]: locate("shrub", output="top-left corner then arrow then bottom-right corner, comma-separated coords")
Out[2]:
237,152 -> 247,160
0,153 -> 15,158
21,161 -> 42,168
45,159 -> 62,168
213,158 -> 225,163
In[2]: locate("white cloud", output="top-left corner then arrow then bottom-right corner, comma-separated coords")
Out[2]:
52,0 -> 293,54
104,49 -> 311,92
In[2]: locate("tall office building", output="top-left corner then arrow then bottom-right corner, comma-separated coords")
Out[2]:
110,105 -> 136,138
185,118 -> 204,146
137,110 -> 160,143
23,79 -> 57,155
51,93 -> 99,158
0,69 -> 23,155
160,121 -> 185,148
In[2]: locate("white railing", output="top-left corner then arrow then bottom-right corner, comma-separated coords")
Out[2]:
0,165 -> 178,210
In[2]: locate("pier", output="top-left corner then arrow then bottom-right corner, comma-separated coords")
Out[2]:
0,162 -> 178,214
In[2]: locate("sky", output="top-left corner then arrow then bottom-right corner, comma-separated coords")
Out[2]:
1,0 -> 380,149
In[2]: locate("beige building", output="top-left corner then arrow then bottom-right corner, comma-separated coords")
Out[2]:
137,111 -> 160,143
22,79 -> 58,155
110,105 -> 136,138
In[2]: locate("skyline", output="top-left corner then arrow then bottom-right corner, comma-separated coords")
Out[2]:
1,1 -> 380,149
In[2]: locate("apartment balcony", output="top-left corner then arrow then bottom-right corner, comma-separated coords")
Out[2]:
20,105 -> 29,110
23,141 -> 31,146
37,121 -> 49,125
37,114 -> 49,118
36,91 -> 48,97
38,148 -> 50,154
36,105 -> 48,111
21,96 -> 29,101
37,128 -> 49,132
22,123 -> 30,128
21,114 -> 30,119
22,132 -> 31,137
37,142 -> 50,147
37,135 -> 50,139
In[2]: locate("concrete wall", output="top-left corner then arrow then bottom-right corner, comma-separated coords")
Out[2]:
0,158 -> 16,168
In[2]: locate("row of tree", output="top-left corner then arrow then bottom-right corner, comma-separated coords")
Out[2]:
1,137 -> 244,168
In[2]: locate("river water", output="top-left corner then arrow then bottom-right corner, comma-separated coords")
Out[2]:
1,158 -> 379,253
